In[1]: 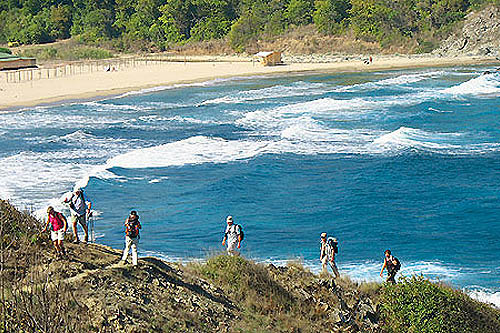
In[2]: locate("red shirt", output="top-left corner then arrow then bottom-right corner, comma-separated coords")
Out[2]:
48,212 -> 65,232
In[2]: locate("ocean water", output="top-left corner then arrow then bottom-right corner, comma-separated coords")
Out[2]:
1,66 -> 500,305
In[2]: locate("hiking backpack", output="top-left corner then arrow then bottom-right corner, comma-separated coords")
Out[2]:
126,219 -> 140,238
392,257 -> 401,272
237,224 -> 244,241
328,238 -> 338,254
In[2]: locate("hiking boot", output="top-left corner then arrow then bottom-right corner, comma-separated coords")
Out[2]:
73,239 -> 80,244
83,236 -> 88,243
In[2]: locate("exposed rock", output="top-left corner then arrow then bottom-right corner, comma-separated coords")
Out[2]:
436,5 -> 500,56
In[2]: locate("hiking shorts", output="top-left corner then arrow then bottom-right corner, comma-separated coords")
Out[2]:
227,241 -> 239,256
51,229 -> 65,241
71,214 -> 86,227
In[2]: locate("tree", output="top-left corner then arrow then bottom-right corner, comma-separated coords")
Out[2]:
286,0 -> 314,26
75,8 -> 115,42
158,0 -> 195,40
349,0 -> 395,41
189,0 -> 239,41
313,0 -> 351,34
49,4 -> 73,39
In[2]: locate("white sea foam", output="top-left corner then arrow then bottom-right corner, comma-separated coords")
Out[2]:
260,258 -> 464,284
466,287 -> 500,308
81,101 -> 150,112
372,127 -> 500,155
200,81 -> 327,105
336,71 -> 446,92
115,77 -> 246,99
442,73 -> 500,96
104,136 -> 272,169
137,115 -> 226,125
0,151 -> 93,211
0,108 -> 132,130
428,107 -> 452,113
88,126 -> 499,176
0,129 -> 140,214
148,176 -> 169,184
377,71 -> 446,86
237,93 -> 433,132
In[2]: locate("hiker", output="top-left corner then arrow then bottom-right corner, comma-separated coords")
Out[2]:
42,206 -> 68,259
320,233 -> 340,278
63,187 -> 91,243
120,211 -> 142,267
380,249 -> 401,284
222,215 -> 242,256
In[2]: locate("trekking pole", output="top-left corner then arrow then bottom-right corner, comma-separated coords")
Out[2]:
88,211 -> 95,243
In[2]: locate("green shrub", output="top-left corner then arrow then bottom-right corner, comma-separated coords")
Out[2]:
19,45 -> 113,61
0,47 -> 12,54
380,275 -> 500,333
192,255 -> 294,312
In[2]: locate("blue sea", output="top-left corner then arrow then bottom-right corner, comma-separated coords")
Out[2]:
1,66 -> 499,305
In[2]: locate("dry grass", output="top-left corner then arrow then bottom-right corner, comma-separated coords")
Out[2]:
0,200 -> 94,332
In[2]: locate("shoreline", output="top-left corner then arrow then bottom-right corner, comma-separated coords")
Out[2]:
1,54 -> 499,111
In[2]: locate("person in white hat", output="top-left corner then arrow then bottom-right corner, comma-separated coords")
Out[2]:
222,215 -> 242,256
320,232 -> 340,278
63,187 -> 92,243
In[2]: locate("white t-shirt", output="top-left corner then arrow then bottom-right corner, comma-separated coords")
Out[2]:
64,191 -> 90,216
225,224 -> 241,245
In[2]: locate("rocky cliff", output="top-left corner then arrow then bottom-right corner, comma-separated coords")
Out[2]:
436,5 -> 500,57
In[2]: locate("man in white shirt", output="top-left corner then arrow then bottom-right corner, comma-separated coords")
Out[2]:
222,215 -> 242,256
63,187 -> 91,243
320,233 -> 340,278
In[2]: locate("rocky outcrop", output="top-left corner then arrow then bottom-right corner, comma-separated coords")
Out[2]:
436,5 -> 500,56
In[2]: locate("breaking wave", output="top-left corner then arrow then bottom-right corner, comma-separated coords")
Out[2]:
372,127 -> 500,155
442,72 -> 500,96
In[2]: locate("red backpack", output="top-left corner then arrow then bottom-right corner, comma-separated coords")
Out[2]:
125,218 -> 140,238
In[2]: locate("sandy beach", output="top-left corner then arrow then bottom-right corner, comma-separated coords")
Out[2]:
1,54 -> 498,111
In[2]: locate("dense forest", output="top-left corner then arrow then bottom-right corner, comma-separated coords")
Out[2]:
0,0 -> 499,52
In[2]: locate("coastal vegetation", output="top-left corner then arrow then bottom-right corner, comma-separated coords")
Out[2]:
1,200 -> 500,332
0,0 -> 499,55
18,42 -> 114,61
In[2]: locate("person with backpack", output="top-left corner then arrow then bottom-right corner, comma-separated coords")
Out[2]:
119,211 -> 142,267
42,206 -> 68,259
320,233 -> 340,278
63,187 -> 92,244
380,249 -> 401,284
222,215 -> 243,256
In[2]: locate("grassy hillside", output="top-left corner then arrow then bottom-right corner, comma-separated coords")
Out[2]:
1,200 -> 499,332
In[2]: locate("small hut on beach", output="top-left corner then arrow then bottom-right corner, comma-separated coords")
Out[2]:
254,51 -> 282,66
0,53 -> 36,70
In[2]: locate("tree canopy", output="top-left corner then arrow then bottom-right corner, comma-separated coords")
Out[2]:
0,0 -> 497,51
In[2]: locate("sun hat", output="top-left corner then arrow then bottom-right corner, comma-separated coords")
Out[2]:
226,216 -> 233,223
